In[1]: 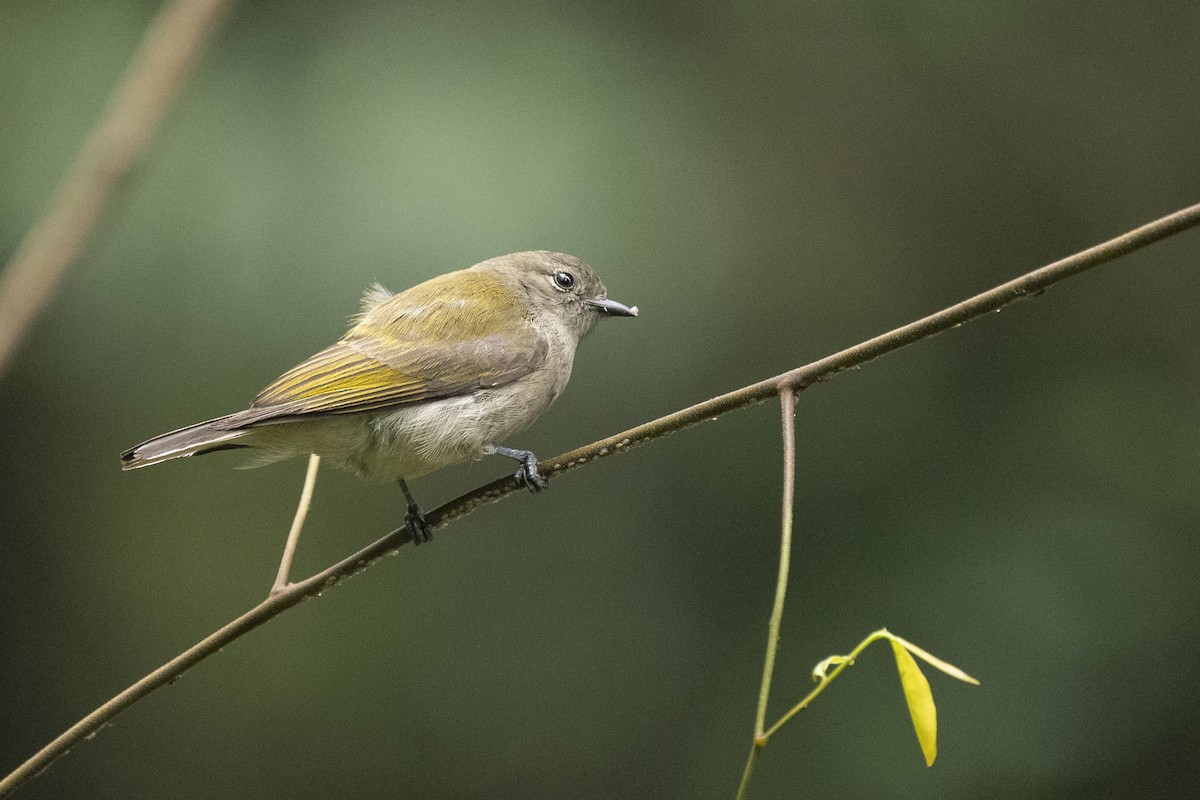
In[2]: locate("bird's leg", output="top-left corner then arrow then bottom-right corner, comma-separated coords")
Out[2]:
398,479 -> 432,544
490,445 -> 548,492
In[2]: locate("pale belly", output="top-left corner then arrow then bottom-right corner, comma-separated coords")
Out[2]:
240,379 -> 561,482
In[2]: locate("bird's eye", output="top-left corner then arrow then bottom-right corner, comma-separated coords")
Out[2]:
553,271 -> 576,290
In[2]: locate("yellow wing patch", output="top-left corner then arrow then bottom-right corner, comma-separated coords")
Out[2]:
251,342 -> 430,414
222,269 -> 546,427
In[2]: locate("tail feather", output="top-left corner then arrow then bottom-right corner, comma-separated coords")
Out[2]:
120,415 -> 252,470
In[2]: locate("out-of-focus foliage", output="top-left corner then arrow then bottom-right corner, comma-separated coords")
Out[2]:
2,2 -> 1198,798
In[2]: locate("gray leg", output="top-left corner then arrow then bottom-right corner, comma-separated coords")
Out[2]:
491,446 -> 548,492
399,479 -> 432,544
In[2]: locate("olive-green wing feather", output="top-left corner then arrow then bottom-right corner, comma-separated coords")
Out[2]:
222,270 -> 545,428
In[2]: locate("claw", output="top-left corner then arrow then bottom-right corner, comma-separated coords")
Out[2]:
515,459 -> 548,492
491,445 -> 548,492
405,502 -> 432,544
398,479 -> 432,544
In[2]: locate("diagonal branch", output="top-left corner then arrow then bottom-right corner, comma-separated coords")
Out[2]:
0,0 -> 236,378
2,201 -> 1199,797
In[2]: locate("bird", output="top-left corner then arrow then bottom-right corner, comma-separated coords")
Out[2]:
121,250 -> 637,541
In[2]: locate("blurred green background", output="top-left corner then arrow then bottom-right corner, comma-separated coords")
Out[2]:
2,1 -> 1198,798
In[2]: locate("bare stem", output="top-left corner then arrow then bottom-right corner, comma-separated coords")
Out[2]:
736,388 -> 798,800
0,0 -> 235,378
2,203 -> 1199,797
271,454 -> 320,595
759,389 -> 797,736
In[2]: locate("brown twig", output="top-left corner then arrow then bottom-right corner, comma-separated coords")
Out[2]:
0,0 -> 236,377
271,454 -> 321,594
2,202 -> 1199,797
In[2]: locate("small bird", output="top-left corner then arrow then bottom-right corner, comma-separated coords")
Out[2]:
121,251 -> 637,541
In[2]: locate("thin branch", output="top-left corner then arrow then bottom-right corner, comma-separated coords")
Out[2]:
736,388 -> 798,800
271,454 -> 320,595
762,630 -> 891,740
521,201 -> 1200,486
2,202 -> 1199,797
0,0 -> 236,378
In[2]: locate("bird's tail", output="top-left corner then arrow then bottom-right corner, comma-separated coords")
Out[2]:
120,415 -> 252,470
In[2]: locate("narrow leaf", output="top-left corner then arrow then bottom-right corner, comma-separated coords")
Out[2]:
892,635 -> 980,685
890,639 -> 937,767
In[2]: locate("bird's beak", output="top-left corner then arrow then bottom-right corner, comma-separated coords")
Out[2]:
586,297 -> 638,317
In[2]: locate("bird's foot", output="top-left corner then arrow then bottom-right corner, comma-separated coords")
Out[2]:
398,479 -> 432,544
491,446 -> 548,492
405,502 -> 432,544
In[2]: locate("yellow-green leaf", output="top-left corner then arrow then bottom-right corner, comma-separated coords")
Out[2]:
891,639 -> 937,767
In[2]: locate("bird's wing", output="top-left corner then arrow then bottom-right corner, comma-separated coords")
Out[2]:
225,271 -> 546,427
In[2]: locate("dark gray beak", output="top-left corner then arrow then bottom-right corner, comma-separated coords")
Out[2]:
586,297 -> 638,317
